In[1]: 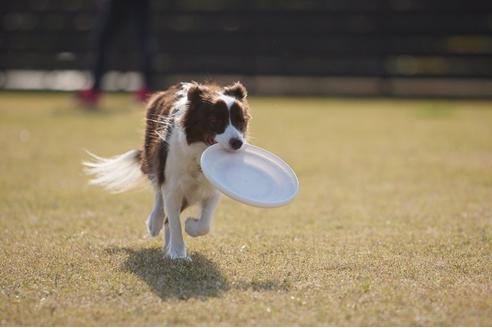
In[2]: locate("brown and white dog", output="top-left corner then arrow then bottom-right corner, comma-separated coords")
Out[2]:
84,82 -> 251,260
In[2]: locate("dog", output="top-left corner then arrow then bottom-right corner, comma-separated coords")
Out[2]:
84,82 -> 251,260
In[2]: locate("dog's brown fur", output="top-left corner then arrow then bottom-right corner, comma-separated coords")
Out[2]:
141,85 -> 179,185
140,82 -> 251,188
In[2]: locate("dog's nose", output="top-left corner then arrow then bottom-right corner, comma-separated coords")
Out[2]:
229,138 -> 243,150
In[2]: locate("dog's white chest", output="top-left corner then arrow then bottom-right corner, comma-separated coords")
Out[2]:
180,161 -> 214,204
167,127 -> 216,205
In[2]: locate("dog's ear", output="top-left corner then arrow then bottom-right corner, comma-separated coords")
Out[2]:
187,83 -> 208,102
223,82 -> 247,101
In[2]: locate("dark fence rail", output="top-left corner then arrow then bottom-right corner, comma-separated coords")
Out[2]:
1,0 -> 492,96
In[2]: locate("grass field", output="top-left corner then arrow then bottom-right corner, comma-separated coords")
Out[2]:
1,92 -> 491,326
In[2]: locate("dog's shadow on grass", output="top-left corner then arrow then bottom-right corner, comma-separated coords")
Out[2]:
107,247 -> 289,301
108,247 -> 228,300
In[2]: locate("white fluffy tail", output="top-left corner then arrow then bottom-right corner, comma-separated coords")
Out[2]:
83,149 -> 144,193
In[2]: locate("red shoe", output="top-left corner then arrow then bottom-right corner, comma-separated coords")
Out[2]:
134,87 -> 151,103
76,88 -> 101,107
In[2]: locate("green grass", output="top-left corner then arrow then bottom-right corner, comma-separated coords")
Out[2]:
1,92 -> 492,325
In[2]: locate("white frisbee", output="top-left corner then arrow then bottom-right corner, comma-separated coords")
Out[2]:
200,143 -> 299,208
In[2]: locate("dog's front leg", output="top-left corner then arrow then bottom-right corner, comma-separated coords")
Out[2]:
162,186 -> 189,260
185,192 -> 221,237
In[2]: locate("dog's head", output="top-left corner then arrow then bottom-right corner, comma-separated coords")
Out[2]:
182,82 -> 251,151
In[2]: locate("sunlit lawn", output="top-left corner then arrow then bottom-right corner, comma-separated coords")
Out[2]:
1,92 -> 491,325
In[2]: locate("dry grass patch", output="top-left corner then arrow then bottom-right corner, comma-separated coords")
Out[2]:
0,92 -> 491,325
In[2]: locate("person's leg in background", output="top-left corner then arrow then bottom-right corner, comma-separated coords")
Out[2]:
77,0 -> 123,107
131,0 -> 152,103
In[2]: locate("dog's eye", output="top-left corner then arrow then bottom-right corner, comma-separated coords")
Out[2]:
233,117 -> 245,131
236,120 -> 244,130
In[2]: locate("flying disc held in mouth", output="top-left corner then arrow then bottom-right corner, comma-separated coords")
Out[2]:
200,143 -> 299,208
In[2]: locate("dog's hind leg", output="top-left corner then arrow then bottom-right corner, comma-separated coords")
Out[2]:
185,192 -> 221,237
146,188 -> 165,237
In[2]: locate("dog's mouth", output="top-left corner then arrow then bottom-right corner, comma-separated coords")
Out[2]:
205,135 -> 217,146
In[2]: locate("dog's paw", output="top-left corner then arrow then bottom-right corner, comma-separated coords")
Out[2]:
185,217 -> 210,237
169,255 -> 192,262
146,211 -> 164,237
164,246 -> 190,261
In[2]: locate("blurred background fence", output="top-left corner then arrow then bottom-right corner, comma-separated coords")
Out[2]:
2,0 -> 492,97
